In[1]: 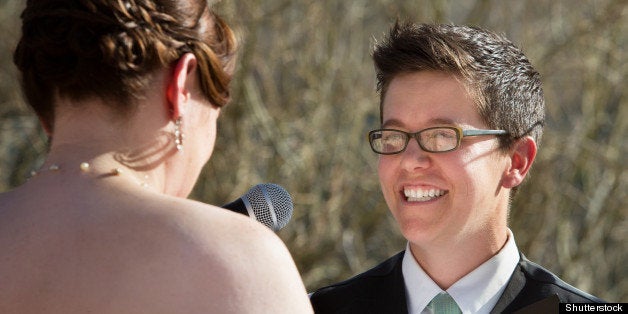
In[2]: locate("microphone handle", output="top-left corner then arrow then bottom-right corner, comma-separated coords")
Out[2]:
222,198 -> 251,217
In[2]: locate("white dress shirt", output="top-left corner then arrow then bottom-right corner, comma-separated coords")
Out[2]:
402,230 -> 520,314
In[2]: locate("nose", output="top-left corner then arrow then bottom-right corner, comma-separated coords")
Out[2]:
399,136 -> 431,171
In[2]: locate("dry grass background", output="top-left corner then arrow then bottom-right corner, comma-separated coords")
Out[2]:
1,0 -> 625,302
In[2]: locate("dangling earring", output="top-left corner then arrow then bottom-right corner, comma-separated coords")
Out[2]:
174,117 -> 184,152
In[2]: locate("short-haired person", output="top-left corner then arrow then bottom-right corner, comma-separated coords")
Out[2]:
0,0 -> 313,313
309,22 -> 604,313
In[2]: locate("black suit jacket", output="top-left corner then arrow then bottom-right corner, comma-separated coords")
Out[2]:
309,251 -> 604,313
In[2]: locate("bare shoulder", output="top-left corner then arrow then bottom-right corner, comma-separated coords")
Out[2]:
123,196 -> 314,313
0,189 -> 313,313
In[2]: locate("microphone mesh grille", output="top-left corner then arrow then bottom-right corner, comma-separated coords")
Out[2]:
245,183 -> 293,230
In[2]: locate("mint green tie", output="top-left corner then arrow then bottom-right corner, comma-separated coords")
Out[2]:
425,292 -> 462,314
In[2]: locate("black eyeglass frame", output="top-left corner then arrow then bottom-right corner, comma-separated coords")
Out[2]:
367,126 -> 509,154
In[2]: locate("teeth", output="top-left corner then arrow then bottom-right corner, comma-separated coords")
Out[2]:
404,188 -> 446,202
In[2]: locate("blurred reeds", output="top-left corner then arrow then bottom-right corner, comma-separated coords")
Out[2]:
1,0 -> 625,302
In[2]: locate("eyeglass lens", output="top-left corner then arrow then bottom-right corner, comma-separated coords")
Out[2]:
369,128 -> 459,154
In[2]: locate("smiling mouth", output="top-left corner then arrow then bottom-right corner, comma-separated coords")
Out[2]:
403,187 -> 447,202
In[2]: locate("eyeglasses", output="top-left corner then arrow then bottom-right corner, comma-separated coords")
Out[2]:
368,126 -> 508,154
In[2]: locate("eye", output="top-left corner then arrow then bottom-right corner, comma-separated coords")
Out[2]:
431,129 -> 456,140
382,132 -> 405,145
381,131 -> 406,152
420,128 -> 458,152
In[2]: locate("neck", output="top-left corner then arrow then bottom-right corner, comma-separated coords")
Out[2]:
34,148 -> 160,191
40,99 -> 179,192
42,96 -> 196,197
43,97 -> 176,193
409,225 -> 509,289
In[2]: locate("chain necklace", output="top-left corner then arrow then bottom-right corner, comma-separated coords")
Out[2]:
29,162 -> 148,188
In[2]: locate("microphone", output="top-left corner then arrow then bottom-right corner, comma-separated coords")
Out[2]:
222,183 -> 293,231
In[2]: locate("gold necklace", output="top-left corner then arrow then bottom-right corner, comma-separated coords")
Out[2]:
29,162 -> 147,187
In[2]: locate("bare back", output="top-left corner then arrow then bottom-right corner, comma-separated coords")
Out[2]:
0,178 -> 313,313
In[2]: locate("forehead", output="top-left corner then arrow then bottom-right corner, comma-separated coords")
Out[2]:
381,71 -> 482,128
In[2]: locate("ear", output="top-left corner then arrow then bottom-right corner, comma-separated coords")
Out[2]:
502,136 -> 537,189
166,53 -> 198,120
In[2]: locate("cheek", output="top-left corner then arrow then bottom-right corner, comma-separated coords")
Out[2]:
377,157 -> 394,184
377,157 -> 398,201
456,150 -> 506,198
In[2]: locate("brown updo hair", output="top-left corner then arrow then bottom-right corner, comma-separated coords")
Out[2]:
14,0 -> 237,131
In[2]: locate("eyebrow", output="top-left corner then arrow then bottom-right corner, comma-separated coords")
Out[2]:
381,117 -> 456,128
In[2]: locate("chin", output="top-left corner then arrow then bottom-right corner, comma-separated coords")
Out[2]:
397,218 -> 448,246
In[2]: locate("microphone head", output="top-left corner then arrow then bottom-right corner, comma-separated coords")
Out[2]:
243,183 -> 293,231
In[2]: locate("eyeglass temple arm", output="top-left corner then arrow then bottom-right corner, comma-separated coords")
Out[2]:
462,129 -> 508,137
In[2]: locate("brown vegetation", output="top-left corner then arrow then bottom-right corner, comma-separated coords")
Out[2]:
1,0 -> 625,302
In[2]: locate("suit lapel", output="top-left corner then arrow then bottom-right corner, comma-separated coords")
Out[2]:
491,253 -> 561,313
359,252 -> 408,314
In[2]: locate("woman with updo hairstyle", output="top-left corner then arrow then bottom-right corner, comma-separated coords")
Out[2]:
0,1 -> 313,313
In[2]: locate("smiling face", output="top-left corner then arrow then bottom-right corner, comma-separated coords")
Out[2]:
378,71 -> 512,251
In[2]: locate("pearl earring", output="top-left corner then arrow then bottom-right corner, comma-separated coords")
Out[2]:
174,117 -> 184,152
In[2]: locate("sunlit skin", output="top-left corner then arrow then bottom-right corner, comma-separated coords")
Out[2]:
377,71 -> 529,289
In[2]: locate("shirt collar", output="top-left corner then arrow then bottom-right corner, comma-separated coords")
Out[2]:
402,229 -> 520,314
402,244 -> 442,314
